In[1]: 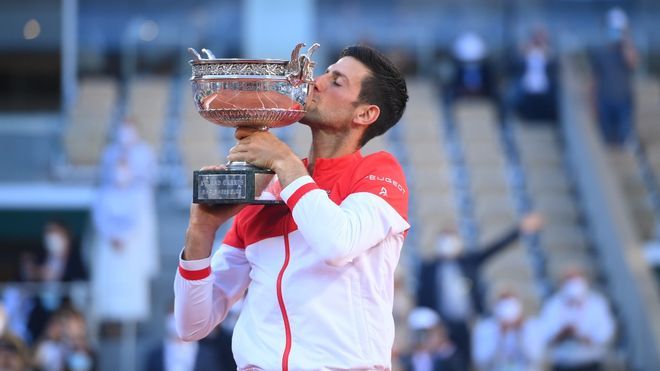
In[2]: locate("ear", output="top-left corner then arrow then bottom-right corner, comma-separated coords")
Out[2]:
353,104 -> 380,127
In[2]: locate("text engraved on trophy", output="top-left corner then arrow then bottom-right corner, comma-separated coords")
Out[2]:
198,174 -> 247,200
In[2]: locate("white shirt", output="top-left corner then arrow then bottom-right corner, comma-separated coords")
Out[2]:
540,291 -> 615,366
437,261 -> 471,321
472,317 -> 545,371
522,48 -> 549,94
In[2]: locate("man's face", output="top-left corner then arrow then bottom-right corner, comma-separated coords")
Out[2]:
300,56 -> 372,130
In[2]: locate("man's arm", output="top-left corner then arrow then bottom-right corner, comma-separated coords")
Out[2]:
174,242 -> 251,341
279,155 -> 409,266
175,166 -> 249,341
474,212 -> 543,264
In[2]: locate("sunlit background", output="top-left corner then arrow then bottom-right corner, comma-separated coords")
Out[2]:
1,0 -> 660,370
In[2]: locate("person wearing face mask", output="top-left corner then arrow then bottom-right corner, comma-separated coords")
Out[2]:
62,312 -> 96,371
540,268 -> 615,371
398,307 -> 465,371
0,333 -> 29,371
99,119 -> 159,280
91,157 -> 151,327
21,220 -> 88,283
472,290 -> 544,371
100,119 -> 157,190
509,25 -> 559,122
416,212 -> 543,366
588,7 -> 639,147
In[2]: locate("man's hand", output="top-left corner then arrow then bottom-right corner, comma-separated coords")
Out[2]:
228,127 -> 308,188
183,165 -> 245,261
520,212 -> 543,234
552,325 -> 576,344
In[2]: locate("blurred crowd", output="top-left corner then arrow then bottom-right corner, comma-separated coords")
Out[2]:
392,227 -> 616,371
439,6 -> 637,150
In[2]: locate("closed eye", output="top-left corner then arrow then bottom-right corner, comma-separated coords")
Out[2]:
326,69 -> 347,87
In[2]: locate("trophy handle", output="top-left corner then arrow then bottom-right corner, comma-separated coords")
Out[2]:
300,43 -> 320,83
201,48 -> 216,59
188,48 -> 202,61
286,43 -> 306,85
287,42 -> 320,86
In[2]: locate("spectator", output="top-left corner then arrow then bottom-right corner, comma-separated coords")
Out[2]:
33,307 -> 95,371
510,25 -> 559,122
33,313 -> 67,371
91,155 -> 151,326
416,212 -> 543,364
20,220 -> 88,283
99,119 -> 159,279
472,289 -> 544,370
448,31 -> 495,100
62,311 -> 95,371
540,268 -> 615,371
589,7 -> 639,147
90,118 -> 158,335
0,333 -> 29,371
398,307 -> 465,371
145,307 -> 237,371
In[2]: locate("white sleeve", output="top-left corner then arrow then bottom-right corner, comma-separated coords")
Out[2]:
472,318 -> 497,367
580,295 -> 615,345
522,317 -> 546,364
280,176 -> 410,266
173,244 -> 251,341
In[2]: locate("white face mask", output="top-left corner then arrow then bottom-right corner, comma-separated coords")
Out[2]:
117,125 -> 139,146
44,232 -> 67,256
436,235 -> 463,258
494,297 -> 522,324
562,277 -> 589,301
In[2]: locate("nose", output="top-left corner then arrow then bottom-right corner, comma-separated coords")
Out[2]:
313,73 -> 329,92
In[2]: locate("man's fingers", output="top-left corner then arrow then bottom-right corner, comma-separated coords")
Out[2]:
234,127 -> 260,140
226,153 -> 250,163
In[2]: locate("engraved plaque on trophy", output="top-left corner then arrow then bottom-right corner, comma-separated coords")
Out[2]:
188,43 -> 319,204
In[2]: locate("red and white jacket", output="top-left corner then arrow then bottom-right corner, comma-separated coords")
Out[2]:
174,150 -> 410,370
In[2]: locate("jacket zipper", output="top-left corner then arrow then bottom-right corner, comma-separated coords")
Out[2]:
277,216 -> 292,371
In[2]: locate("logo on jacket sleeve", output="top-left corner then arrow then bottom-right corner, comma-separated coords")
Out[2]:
364,175 -> 406,195
379,187 -> 388,197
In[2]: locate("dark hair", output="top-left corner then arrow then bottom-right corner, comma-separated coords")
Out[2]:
340,45 -> 408,147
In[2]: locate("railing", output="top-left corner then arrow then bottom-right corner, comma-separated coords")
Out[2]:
496,110 -> 551,298
629,133 -> 660,242
440,96 -> 479,250
388,118 -> 421,283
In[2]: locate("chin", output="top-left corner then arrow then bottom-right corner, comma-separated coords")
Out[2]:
300,110 -> 320,126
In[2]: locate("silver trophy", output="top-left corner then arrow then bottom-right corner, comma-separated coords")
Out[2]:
188,42 -> 319,204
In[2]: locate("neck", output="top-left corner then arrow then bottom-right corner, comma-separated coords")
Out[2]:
306,128 -> 361,173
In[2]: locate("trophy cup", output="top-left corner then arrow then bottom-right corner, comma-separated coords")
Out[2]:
188,42 -> 319,204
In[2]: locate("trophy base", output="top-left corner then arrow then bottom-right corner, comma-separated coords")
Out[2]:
193,165 -> 283,205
